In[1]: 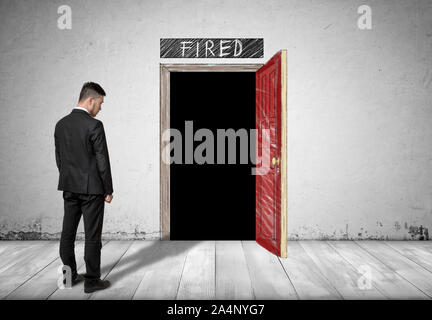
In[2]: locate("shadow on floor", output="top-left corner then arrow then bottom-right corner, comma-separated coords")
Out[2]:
99,240 -> 202,284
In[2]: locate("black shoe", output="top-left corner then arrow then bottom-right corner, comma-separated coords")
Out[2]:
72,274 -> 84,286
84,279 -> 111,294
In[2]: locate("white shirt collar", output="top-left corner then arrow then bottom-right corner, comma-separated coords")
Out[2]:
73,106 -> 89,114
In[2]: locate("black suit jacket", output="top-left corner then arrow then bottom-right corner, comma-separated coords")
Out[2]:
54,109 -> 113,195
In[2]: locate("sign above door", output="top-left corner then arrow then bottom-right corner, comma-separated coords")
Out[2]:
160,38 -> 263,58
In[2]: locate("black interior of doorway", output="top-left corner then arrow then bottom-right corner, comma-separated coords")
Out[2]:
170,71 -> 256,240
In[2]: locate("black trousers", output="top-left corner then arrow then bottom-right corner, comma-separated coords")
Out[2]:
60,191 -> 105,280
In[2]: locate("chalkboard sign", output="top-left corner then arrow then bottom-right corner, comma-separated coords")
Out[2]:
160,38 -> 263,58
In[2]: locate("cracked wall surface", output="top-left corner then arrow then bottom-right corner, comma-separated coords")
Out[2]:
1,0 -> 432,240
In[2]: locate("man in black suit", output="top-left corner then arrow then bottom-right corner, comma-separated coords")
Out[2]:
54,82 -> 113,293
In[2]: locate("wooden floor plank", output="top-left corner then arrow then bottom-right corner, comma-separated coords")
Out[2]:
2,240 -> 432,300
215,241 -> 254,300
385,241 -> 432,274
91,241 -> 172,300
48,240 -> 133,300
299,241 -> 386,299
279,241 -> 341,300
5,240 -> 110,300
5,241 -> 85,300
242,241 -> 298,300
0,241 -> 60,298
356,241 -> 432,298
0,241 -> 54,275
132,241 -> 194,300
328,241 -> 429,299
0,241 -> 41,259
176,241 -> 215,300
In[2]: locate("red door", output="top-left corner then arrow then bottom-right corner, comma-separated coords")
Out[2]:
256,50 -> 287,258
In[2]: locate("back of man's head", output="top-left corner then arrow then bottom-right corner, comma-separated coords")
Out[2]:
78,82 -> 106,102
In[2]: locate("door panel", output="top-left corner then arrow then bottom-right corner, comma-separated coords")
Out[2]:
256,50 -> 287,257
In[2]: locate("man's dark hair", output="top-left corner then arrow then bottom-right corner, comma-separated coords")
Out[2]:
78,82 -> 106,102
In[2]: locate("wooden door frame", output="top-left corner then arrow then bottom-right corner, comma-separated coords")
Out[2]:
160,63 -> 264,240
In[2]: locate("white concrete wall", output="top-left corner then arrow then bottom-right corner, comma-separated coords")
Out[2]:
0,0 -> 431,240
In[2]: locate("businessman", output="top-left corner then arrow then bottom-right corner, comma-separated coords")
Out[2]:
54,82 -> 113,293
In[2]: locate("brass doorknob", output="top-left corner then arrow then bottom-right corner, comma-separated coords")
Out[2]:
272,157 -> 280,166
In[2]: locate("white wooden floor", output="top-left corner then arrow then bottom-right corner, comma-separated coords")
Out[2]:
1,240 -> 431,300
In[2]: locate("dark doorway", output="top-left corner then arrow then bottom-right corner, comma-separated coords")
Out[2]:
170,72 -> 256,240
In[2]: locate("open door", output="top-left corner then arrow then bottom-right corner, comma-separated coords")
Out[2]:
255,50 -> 287,258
